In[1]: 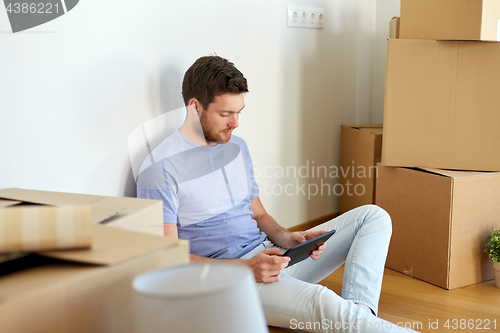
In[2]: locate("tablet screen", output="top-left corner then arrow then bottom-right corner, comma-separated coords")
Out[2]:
283,229 -> 336,267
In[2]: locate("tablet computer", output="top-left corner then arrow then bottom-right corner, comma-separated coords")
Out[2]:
283,229 -> 336,267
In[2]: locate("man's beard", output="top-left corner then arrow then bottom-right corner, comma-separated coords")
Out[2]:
199,112 -> 232,144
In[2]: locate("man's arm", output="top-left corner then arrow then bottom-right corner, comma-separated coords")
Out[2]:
163,222 -> 290,283
250,197 -> 295,248
164,223 -> 178,238
250,196 -> 327,259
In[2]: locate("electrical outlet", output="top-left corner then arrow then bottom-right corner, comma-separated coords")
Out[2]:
287,5 -> 325,29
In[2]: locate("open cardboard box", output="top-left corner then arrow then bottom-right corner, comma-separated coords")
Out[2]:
339,125 -> 382,214
376,165 -> 500,289
0,188 -> 164,236
0,188 -> 189,333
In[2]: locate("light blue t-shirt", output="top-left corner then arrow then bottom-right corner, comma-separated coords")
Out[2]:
137,130 -> 266,259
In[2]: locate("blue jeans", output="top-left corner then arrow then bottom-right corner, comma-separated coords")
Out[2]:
241,205 -> 417,332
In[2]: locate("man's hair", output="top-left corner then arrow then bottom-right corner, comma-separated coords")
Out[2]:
182,55 -> 249,109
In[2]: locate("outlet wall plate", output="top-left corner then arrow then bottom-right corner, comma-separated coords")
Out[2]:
287,5 -> 325,29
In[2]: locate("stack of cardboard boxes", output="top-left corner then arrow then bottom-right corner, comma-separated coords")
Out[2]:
0,188 -> 189,333
376,0 -> 500,290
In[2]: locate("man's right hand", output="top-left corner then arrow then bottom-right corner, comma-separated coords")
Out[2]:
244,248 -> 290,283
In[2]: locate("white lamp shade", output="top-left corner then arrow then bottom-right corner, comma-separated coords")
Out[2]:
133,263 -> 269,333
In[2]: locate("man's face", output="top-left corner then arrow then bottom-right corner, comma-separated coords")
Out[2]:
199,93 -> 244,145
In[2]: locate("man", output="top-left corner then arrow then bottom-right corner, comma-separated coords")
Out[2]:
137,56 -> 417,332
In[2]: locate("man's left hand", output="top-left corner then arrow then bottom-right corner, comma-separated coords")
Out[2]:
288,230 -> 328,260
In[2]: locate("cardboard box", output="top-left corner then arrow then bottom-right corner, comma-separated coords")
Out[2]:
0,226 -> 189,333
376,165 -> 500,289
400,0 -> 500,41
0,205 -> 93,253
382,39 -> 500,172
0,188 -> 164,236
389,16 -> 400,39
0,188 -> 190,333
339,125 -> 382,214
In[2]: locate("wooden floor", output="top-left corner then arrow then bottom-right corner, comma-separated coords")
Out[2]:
269,266 -> 500,332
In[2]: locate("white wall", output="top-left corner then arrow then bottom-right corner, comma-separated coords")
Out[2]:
0,0 -> 400,228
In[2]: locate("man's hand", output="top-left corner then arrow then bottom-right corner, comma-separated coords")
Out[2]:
287,230 -> 329,260
245,248 -> 290,283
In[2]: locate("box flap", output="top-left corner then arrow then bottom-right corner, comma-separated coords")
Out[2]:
89,197 -> 127,224
0,205 -> 92,254
389,16 -> 400,39
342,124 -> 383,136
417,167 -> 500,180
0,188 -> 127,224
0,188 -> 103,206
358,127 -> 383,136
0,199 -> 21,209
38,224 -> 179,266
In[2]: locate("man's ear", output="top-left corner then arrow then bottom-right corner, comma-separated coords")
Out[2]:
187,98 -> 201,116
